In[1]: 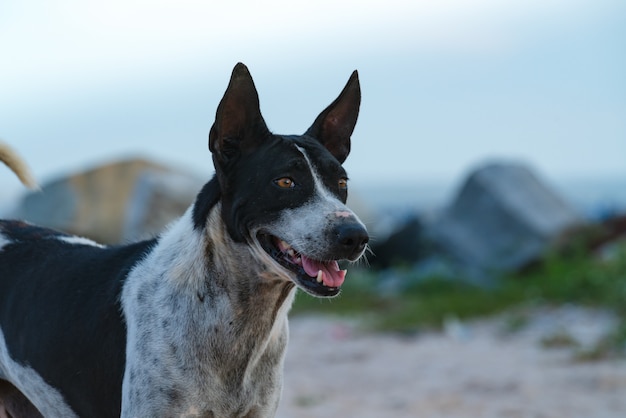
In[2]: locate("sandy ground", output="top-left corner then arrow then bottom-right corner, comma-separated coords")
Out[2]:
276,307 -> 626,418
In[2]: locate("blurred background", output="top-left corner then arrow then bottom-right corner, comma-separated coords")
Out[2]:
1,0 -> 626,416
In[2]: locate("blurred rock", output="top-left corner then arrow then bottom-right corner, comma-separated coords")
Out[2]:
428,162 -> 584,280
13,158 -> 205,243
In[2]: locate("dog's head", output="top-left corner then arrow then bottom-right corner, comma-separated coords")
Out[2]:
207,63 -> 368,297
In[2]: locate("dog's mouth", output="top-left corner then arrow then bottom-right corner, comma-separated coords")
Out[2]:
257,233 -> 346,297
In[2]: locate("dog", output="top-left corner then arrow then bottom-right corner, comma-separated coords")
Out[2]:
0,63 -> 368,417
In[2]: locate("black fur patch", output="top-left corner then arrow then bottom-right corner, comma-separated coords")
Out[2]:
0,221 -> 156,417
192,176 -> 221,231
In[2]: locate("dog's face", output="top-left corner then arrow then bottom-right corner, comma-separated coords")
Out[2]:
208,63 -> 368,297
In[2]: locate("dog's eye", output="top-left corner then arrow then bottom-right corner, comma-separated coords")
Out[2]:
338,178 -> 348,190
274,177 -> 295,189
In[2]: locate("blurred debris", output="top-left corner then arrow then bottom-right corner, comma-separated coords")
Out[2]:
541,212 -> 626,266
591,214 -> 626,257
12,158 -> 204,243
443,315 -> 471,342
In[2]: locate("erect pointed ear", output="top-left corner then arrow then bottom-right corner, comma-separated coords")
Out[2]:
305,70 -> 360,163
209,63 -> 270,164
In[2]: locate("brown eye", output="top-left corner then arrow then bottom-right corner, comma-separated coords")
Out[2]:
338,178 -> 348,190
275,177 -> 295,189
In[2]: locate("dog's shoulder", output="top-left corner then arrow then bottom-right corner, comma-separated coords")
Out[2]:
0,219 -> 73,243
0,219 -> 157,278
0,219 -> 112,262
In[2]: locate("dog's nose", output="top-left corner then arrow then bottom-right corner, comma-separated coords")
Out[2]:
335,223 -> 369,259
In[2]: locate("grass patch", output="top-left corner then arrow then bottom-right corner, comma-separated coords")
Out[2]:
292,272 -> 527,333
292,243 -> 626,345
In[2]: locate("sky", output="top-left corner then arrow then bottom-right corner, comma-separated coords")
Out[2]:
1,0 -> 625,198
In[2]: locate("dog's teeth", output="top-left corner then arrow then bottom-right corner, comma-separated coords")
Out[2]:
287,249 -> 295,257
295,256 -> 301,264
316,270 -> 323,283
280,240 -> 290,249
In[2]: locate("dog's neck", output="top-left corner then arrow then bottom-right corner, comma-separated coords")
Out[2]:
166,200 -> 295,307
202,202 -> 296,341
121,202 -> 295,415
147,201 -> 295,347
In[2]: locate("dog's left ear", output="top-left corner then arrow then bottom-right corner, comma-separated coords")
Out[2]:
209,63 -> 270,165
305,71 -> 360,164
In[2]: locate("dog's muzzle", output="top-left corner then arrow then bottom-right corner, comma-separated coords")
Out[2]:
257,221 -> 368,298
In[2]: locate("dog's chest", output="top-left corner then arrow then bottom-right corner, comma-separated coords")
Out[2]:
121,271 -> 292,417
177,316 -> 289,416
177,333 -> 288,418
126,312 -> 289,417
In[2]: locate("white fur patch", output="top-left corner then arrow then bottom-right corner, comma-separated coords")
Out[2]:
0,328 -> 78,417
57,235 -> 105,248
121,208 -> 214,416
295,145 -> 342,203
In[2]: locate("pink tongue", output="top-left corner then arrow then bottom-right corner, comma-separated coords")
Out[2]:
301,256 -> 346,287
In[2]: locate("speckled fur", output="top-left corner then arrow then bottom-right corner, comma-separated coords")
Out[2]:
121,205 -> 295,417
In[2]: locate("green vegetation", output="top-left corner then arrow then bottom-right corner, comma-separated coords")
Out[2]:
292,243 -> 626,353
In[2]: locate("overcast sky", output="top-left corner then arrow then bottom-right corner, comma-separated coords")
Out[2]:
1,0 -> 624,195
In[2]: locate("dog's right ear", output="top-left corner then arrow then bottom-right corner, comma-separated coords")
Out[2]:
209,63 -> 270,165
305,71 -> 360,164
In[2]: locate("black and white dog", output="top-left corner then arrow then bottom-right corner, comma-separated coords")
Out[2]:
0,63 -> 368,417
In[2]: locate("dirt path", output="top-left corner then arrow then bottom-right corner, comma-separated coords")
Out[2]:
276,308 -> 626,418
